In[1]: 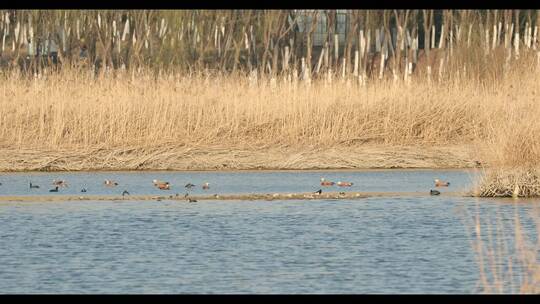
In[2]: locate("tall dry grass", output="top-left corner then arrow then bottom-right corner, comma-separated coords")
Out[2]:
1,57 -> 538,153
474,59 -> 540,197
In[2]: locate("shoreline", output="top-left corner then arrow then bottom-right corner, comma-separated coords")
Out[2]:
0,145 -> 479,172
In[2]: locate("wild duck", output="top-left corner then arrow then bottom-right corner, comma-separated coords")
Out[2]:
320,178 -> 335,186
434,179 -> 450,187
104,180 -> 119,186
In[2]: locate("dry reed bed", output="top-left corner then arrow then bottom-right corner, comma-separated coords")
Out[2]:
0,62 -> 538,174
1,66 -> 537,148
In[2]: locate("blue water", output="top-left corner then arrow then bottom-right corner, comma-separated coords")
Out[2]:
0,170 -> 537,294
0,169 -> 478,196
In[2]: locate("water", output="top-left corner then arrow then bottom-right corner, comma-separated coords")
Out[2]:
0,169 -> 477,196
0,170 -> 538,294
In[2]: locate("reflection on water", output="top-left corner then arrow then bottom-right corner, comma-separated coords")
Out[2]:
0,170 -> 537,293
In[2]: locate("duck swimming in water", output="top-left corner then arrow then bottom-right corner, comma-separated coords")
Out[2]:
157,183 -> 170,190
185,183 -> 196,189
202,182 -> 210,190
104,180 -> 119,186
30,182 -> 40,189
337,181 -> 353,187
53,179 -> 68,187
434,179 -> 450,187
153,179 -> 169,186
320,178 -> 335,186
49,186 -> 59,192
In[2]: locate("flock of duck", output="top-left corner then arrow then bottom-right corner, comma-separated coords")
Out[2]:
2,176 -> 451,201
21,179 -> 212,202
316,177 -> 450,195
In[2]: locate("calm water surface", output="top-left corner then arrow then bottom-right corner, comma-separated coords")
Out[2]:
0,170 -> 537,293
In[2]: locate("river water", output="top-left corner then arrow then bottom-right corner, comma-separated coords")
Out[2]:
0,170 -> 537,293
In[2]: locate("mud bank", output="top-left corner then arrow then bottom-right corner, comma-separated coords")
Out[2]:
0,145 -> 478,172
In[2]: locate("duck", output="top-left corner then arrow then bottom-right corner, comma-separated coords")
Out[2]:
314,189 -> 322,195
29,182 -> 40,189
202,182 -> 210,190
153,179 -> 169,186
434,179 -> 450,187
337,181 -> 353,187
53,179 -> 68,187
187,198 -> 197,203
430,189 -> 441,195
49,186 -> 59,192
185,183 -> 196,189
104,180 -> 119,186
157,183 -> 170,190
81,188 -> 87,193
122,190 -> 130,197
320,178 -> 335,186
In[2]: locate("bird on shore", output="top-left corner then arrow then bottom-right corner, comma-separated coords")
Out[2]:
337,181 -> 353,187
49,186 -> 59,192
53,179 -> 68,187
185,183 -> 196,189
434,179 -> 450,187
184,193 -> 189,198
122,190 -> 130,197
187,197 -> 197,203
81,188 -> 87,193
314,189 -> 322,195
430,189 -> 441,196
320,178 -> 335,186
29,182 -> 40,189
202,182 -> 210,190
104,180 -> 119,187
